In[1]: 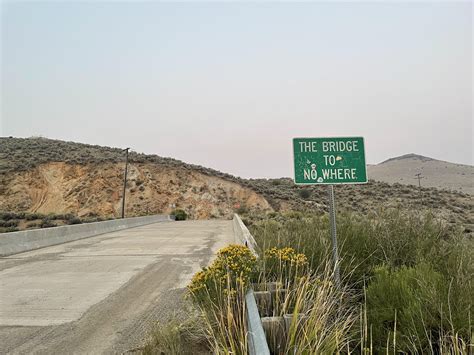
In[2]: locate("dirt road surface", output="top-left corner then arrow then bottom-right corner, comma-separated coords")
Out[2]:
0,220 -> 234,354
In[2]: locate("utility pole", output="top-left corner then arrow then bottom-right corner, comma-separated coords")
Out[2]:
414,173 -> 424,205
121,148 -> 130,219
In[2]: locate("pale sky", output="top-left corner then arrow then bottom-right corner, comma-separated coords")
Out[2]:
1,1 -> 472,178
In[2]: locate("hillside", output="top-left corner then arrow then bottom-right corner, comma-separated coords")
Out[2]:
367,153 -> 473,194
0,137 -> 472,232
0,138 -> 270,219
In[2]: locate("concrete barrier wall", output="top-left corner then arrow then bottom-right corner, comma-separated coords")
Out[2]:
0,215 -> 171,257
233,214 -> 259,256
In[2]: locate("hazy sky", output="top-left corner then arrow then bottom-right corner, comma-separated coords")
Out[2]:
1,1 -> 472,178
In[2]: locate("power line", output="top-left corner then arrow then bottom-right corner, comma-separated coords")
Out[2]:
414,173 -> 424,205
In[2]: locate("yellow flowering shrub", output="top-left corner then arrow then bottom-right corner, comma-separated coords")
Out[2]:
188,244 -> 257,304
263,247 -> 309,282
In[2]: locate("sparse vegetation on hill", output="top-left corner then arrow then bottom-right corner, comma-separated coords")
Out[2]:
0,211 -> 107,233
368,153 -> 474,194
246,177 -> 473,232
0,137 -> 472,234
0,137 -> 243,182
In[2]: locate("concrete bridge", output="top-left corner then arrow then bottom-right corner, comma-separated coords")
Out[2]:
0,219 -> 235,354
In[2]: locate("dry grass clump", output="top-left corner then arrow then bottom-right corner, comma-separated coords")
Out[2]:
283,274 -> 356,354
257,260 -> 357,354
141,314 -> 209,355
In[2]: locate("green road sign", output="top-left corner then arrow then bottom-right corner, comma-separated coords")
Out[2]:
293,137 -> 367,185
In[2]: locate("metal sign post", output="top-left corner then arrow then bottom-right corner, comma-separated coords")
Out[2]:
292,137 -> 367,287
328,184 -> 340,287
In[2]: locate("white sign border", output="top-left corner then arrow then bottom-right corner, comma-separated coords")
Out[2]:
292,136 -> 369,185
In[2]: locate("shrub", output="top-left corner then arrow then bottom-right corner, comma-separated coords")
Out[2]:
0,220 -> 19,227
253,209 -> 462,288
48,213 -> 63,220
40,219 -> 57,228
298,188 -> 311,199
188,244 -> 257,353
67,217 -> 82,225
42,214 -> 56,221
171,209 -> 187,221
250,213 -> 330,274
366,263 -> 448,353
236,204 -> 248,215
262,247 -> 309,284
267,211 -> 278,218
0,212 -> 19,221
188,244 -> 256,305
25,213 -> 44,221
62,213 -> 75,221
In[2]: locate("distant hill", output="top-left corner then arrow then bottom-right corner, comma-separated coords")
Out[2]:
368,154 -> 473,195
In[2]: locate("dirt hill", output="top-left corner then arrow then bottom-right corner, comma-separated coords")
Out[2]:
0,138 -> 270,219
0,137 -> 472,233
367,154 -> 473,194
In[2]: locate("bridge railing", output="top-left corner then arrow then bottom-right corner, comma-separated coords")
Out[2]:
233,214 -> 270,355
0,214 -> 171,256
232,214 -> 259,257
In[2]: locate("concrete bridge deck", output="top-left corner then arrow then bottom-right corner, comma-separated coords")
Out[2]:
0,220 -> 234,354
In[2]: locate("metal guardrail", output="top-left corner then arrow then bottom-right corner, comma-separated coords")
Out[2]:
233,214 -> 270,355
246,289 -> 271,355
232,214 -> 259,257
